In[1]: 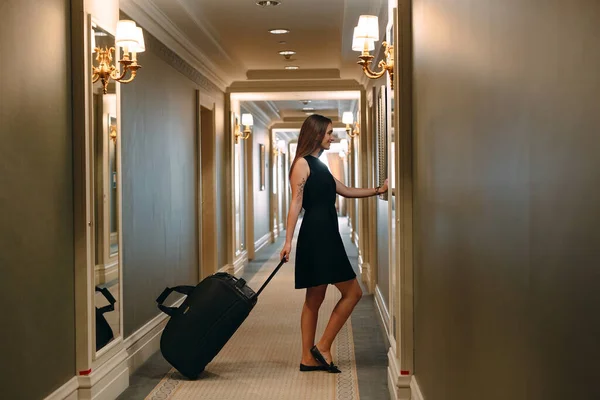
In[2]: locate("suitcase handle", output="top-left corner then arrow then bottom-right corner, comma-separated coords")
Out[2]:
95,286 -> 117,314
156,285 -> 195,316
256,258 -> 286,297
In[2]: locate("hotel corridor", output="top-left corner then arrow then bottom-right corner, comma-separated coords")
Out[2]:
118,218 -> 389,400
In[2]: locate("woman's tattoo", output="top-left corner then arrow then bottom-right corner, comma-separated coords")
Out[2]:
297,178 -> 306,198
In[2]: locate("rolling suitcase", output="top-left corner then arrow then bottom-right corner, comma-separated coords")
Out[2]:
156,259 -> 285,379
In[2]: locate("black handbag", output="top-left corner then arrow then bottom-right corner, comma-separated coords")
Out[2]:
95,286 -> 117,351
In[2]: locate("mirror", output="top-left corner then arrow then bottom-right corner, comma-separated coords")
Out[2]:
91,23 -> 120,353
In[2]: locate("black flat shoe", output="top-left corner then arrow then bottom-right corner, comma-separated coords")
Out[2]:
310,346 -> 342,374
299,363 -> 329,372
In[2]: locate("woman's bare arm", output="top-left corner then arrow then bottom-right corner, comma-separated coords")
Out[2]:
280,158 -> 310,261
333,177 -> 388,198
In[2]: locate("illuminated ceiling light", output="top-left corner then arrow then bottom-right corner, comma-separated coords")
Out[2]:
285,66 -> 299,70
301,100 -> 311,105
279,50 -> 296,60
257,0 -> 281,6
302,107 -> 314,111
269,28 -> 290,34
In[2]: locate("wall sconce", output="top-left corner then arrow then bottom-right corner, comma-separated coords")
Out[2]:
235,113 -> 253,143
92,20 -> 145,94
342,111 -> 359,138
273,139 -> 286,156
353,15 -> 394,89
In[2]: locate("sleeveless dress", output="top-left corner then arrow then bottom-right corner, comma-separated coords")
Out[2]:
294,155 -> 357,289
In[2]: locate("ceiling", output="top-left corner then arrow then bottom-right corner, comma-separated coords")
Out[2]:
140,0 -> 387,84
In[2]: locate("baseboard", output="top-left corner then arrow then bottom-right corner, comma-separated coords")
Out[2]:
77,350 -> 129,400
387,348 -> 412,400
374,285 -> 391,339
410,376 -> 425,400
219,264 -> 234,274
254,232 -> 271,254
233,251 -> 248,275
43,377 -> 78,400
123,296 -> 185,374
94,261 -> 118,285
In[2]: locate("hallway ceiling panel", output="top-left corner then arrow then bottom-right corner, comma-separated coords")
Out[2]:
143,0 -> 386,84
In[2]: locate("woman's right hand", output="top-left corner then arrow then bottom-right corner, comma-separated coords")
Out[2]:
280,242 -> 292,262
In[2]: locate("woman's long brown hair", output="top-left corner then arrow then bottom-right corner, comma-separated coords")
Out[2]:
289,114 -> 332,178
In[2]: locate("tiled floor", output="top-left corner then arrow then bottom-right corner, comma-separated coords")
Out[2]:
118,218 -> 389,400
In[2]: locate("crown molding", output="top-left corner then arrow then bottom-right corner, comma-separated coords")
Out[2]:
120,0 -> 230,92
228,79 -> 363,93
241,102 -> 273,128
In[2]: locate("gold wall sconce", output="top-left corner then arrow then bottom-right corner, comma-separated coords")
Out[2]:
353,15 -> 394,89
92,20 -> 145,94
235,113 -> 254,143
342,112 -> 360,138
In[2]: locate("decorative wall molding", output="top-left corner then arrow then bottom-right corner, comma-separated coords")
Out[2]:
120,0 -> 229,92
254,232 -> 272,254
77,350 -> 129,400
375,285 -> 391,339
233,251 -> 248,276
410,376 -> 425,400
387,348 -> 412,400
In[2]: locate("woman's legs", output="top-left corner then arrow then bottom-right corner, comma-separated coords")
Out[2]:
300,284 -> 328,365
315,278 -> 362,364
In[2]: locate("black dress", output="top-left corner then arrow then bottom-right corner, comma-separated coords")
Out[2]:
294,155 -> 357,289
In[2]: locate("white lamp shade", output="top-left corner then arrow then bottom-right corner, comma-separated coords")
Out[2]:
352,26 -> 375,52
342,111 -> 354,125
116,20 -> 139,49
241,113 -> 254,126
277,139 -> 286,153
130,27 -> 145,53
357,15 -> 379,41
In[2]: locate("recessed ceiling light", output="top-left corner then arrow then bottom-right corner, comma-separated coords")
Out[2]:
303,107 -> 314,111
269,29 -> 290,34
301,100 -> 311,105
278,41 -> 287,45
305,112 -> 314,115
257,0 -> 281,6
279,50 -> 296,56
285,66 -> 299,70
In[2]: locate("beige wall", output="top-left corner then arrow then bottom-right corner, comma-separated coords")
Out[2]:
412,1 -> 600,399
0,0 -> 75,398
120,24 -> 227,337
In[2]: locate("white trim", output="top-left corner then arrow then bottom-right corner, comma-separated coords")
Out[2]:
219,264 -> 234,274
387,348 -> 412,400
77,349 -> 129,400
410,376 -> 425,400
375,285 -> 391,338
254,232 -> 272,254
43,377 -> 78,400
123,297 -> 185,373
233,251 -> 248,275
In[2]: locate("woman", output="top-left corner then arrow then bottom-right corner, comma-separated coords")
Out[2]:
280,114 -> 388,373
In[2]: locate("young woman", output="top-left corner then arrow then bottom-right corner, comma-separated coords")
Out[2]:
280,114 -> 388,373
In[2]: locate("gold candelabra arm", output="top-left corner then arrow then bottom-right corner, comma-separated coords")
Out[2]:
357,42 -> 395,89
116,64 -> 141,84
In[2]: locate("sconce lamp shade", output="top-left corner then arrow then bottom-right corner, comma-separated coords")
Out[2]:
356,15 -> 379,41
277,139 -> 286,153
352,27 -> 375,52
241,113 -> 254,126
116,20 -> 139,49
342,112 -> 354,125
130,27 -> 145,53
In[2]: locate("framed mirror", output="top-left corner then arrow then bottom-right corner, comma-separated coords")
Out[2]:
91,22 -> 121,354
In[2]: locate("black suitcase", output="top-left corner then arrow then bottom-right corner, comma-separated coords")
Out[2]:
156,259 -> 285,379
